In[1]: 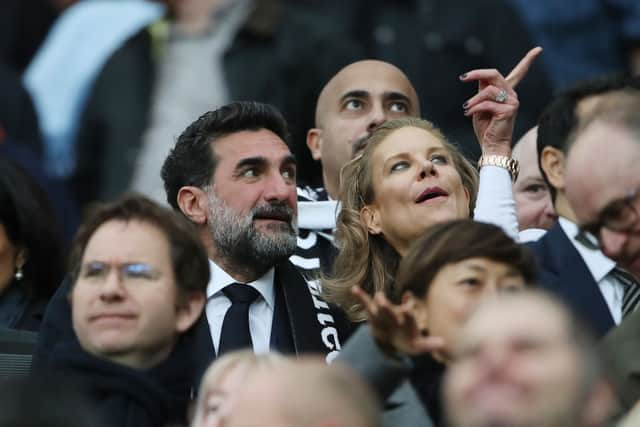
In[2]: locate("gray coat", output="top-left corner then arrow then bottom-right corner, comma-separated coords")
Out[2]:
337,324 -> 434,427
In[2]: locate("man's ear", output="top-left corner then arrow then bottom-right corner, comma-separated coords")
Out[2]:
307,128 -> 323,161
175,292 -> 206,334
177,186 -> 209,225
360,205 -> 382,235
540,146 -> 566,191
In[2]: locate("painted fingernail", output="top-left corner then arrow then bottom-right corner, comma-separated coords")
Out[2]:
462,102 -> 469,109
459,73 -> 467,80
463,109 -> 469,115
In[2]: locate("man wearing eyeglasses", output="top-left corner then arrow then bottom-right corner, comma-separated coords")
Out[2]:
565,89 -> 640,283
46,195 -> 210,427
565,88 -> 640,414
527,77 -> 640,337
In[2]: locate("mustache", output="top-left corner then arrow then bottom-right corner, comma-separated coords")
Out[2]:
250,203 -> 295,225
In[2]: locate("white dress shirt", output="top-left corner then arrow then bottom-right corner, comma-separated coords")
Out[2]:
558,217 -> 625,324
205,259 -> 275,354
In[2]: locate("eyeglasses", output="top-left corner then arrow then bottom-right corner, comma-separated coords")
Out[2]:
575,188 -> 640,250
80,261 -> 162,284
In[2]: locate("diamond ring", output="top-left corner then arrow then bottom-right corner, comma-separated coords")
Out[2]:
495,89 -> 508,103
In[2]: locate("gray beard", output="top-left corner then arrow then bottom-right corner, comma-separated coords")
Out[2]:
206,189 -> 298,271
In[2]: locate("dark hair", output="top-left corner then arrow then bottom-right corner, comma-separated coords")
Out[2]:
161,101 -> 290,210
0,158 -> 64,299
68,194 -> 210,297
537,74 -> 640,204
394,220 -> 537,301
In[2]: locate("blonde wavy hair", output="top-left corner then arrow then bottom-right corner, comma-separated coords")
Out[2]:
322,117 -> 479,321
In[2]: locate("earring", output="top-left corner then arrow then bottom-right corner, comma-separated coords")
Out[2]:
14,265 -> 23,281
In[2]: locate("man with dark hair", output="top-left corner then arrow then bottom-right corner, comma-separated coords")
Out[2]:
528,75 -> 640,337
444,291 -> 614,427
37,194 -> 210,427
161,101 -> 350,379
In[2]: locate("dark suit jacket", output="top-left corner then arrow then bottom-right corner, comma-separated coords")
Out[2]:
527,221 -> 615,338
48,340 -> 192,427
34,261 -> 352,389
188,260 -> 353,383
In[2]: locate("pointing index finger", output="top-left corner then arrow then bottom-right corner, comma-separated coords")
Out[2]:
505,46 -> 543,89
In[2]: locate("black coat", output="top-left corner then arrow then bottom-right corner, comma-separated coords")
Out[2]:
48,340 -> 193,427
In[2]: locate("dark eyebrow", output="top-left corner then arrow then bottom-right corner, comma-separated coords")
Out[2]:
235,157 -> 268,171
383,91 -> 412,106
235,155 -> 297,172
339,90 -> 370,104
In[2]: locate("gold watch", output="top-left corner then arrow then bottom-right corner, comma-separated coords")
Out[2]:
477,155 -> 520,182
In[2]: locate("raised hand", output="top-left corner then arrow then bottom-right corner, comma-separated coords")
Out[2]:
460,47 -> 543,157
351,286 -> 444,356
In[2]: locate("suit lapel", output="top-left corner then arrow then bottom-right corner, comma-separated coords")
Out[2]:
530,222 -> 615,336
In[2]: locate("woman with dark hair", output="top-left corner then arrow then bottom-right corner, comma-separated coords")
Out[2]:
342,220 -> 537,426
0,157 -> 64,330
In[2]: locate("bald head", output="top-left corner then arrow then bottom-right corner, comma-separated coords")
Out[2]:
315,60 -> 419,126
308,60 -> 420,198
512,126 -> 555,230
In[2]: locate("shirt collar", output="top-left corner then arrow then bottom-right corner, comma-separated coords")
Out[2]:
558,217 -> 616,282
206,259 -> 275,309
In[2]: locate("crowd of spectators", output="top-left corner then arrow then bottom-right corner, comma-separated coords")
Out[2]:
1,1 -> 640,427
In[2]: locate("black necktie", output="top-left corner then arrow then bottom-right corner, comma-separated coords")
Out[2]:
610,267 -> 640,319
218,283 -> 260,356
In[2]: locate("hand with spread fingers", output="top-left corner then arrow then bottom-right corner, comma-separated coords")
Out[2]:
460,47 -> 543,157
351,286 -> 445,356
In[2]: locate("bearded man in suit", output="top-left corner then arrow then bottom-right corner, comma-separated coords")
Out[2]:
160,101 -> 351,381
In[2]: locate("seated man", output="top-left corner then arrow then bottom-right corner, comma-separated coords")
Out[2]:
444,291 -> 614,427
45,195 -> 209,427
528,76 -> 640,337
565,88 -> 640,412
